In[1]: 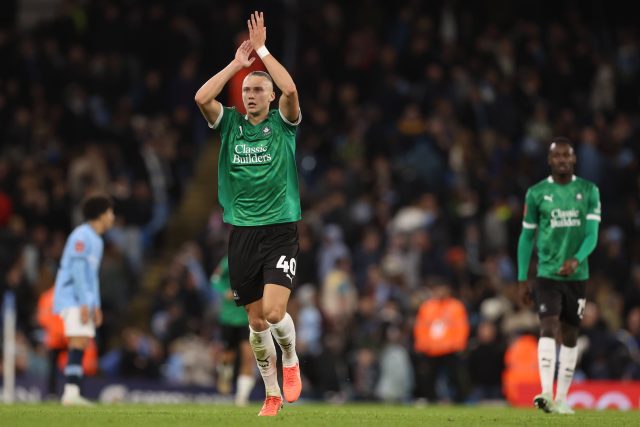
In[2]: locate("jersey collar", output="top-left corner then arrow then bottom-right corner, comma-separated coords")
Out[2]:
244,113 -> 270,126
547,175 -> 576,183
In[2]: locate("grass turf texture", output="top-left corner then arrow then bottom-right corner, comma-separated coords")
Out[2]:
1,403 -> 638,427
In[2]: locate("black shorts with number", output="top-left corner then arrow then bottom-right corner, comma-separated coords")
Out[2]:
228,222 -> 299,306
532,278 -> 587,328
220,324 -> 249,350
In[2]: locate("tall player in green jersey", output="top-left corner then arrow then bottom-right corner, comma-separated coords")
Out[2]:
195,11 -> 301,417
518,137 -> 601,415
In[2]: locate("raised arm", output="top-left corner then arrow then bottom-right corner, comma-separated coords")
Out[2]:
194,40 -> 255,126
248,11 -> 300,123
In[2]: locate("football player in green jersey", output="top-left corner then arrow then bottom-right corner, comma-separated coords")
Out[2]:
195,12 -> 301,417
211,256 -> 256,406
518,137 -> 601,415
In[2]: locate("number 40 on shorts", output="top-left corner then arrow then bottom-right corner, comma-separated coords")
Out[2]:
276,255 -> 297,275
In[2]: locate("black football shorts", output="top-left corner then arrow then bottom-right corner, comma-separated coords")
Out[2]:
532,278 -> 587,328
228,222 -> 299,306
220,324 -> 249,349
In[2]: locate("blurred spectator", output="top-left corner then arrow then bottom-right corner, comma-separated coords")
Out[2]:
295,284 -> 325,396
321,256 -> 357,330
413,282 -> 469,402
36,287 -> 67,397
118,327 -> 163,379
467,320 -> 505,402
627,307 -> 640,350
502,332 -> 539,404
317,224 -> 350,283
164,335 -> 214,386
578,302 -> 619,378
375,325 -> 414,402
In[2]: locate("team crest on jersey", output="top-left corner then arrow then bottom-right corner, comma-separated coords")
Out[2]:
262,126 -> 272,136
75,241 -> 85,252
576,193 -> 583,200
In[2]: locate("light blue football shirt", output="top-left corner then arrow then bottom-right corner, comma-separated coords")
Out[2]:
53,223 -> 104,313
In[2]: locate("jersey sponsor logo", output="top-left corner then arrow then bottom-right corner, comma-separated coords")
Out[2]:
232,153 -> 272,164
232,143 -> 272,164
75,241 -> 85,252
550,208 -> 581,228
235,144 -> 268,155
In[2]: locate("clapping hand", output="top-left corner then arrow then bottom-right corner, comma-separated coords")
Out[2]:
247,11 -> 267,50
234,40 -> 255,68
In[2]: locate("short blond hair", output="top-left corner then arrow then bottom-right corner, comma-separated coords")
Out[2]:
245,71 -> 273,90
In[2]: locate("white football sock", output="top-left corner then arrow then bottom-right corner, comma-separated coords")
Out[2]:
62,384 -> 80,397
235,374 -> 256,405
555,345 -> 578,401
249,326 -> 280,397
538,337 -> 557,395
268,312 -> 299,367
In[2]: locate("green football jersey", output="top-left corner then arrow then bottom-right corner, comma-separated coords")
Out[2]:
211,256 -> 248,327
211,106 -> 302,226
522,175 -> 601,281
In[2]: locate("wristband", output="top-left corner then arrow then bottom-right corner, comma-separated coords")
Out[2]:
256,46 -> 270,59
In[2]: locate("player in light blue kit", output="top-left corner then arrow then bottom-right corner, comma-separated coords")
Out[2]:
53,195 -> 115,405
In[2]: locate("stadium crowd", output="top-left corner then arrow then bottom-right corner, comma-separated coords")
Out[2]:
1,0 -> 639,402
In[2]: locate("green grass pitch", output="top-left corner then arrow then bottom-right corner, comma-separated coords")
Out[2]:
1,403 -> 638,427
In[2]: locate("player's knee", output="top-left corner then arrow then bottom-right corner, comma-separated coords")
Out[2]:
539,317 -> 559,338
561,325 -> 579,347
264,308 -> 285,325
249,318 -> 268,332
540,329 -> 555,338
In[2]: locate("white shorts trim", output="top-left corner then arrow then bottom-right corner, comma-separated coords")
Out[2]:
61,307 -> 96,338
